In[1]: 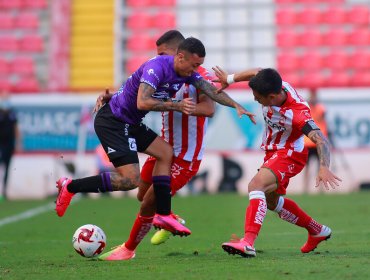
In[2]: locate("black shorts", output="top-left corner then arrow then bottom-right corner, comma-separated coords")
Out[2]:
94,104 -> 158,168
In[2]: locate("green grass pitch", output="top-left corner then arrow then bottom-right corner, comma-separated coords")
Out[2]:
1,192 -> 370,280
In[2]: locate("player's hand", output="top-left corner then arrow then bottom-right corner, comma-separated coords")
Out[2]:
212,66 -> 229,93
235,103 -> 256,124
315,166 -> 342,190
178,97 -> 196,115
93,88 -> 112,113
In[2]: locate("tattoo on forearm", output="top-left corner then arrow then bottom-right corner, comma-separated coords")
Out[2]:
309,130 -> 330,167
140,83 -> 176,111
194,79 -> 235,108
110,171 -> 138,191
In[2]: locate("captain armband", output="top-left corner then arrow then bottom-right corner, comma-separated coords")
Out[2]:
302,120 -> 320,136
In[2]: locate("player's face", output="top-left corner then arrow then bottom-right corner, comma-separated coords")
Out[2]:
252,90 -> 274,106
157,43 -> 177,56
175,51 -> 204,77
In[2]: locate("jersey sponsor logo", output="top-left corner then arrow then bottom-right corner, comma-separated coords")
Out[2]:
128,138 -> 137,151
264,116 -> 287,132
140,78 -> 156,89
107,147 -> 116,154
162,83 -> 169,88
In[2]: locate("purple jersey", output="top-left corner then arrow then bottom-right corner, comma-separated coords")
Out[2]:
109,55 -> 203,124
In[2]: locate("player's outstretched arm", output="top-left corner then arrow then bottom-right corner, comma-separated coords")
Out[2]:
307,129 -> 342,190
137,83 -> 196,115
212,66 -> 261,93
192,79 -> 256,123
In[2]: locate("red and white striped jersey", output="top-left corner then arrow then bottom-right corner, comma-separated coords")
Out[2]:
161,66 -> 212,162
261,81 -> 313,152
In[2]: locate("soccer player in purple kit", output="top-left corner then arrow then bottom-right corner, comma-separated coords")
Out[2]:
55,37 -> 256,261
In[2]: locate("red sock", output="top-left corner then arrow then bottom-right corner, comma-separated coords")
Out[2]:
274,197 -> 322,235
125,214 -> 153,251
244,191 -> 267,246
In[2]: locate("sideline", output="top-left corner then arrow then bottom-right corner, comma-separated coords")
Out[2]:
0,195 -> 81,228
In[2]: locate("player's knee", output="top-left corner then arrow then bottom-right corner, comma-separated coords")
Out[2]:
117,173 -> 141,191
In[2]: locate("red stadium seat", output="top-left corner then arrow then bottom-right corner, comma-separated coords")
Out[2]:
351,71 -> 370,87
0,14 -> 14,29
15,13 -> 39,29
326,71 -> 351,87
323,29 -> 348,46
349,50 -> 370,70
0,58 -> 9,75
19,34 -> 44,52
126,55 -> 150,74
22,0 -> 48,9
322,6 -> 347,24
127,34 -> 155,51
276,7 -> 297,26
152,12 -> 175,29
126,12 -> 153,30
277,53 -> 299,72
0,79 -> 11,91
276,29 -> 299,48
299,29 -> 323,47
0,35 -> 19,51
323,50 -> 349,70
300,51 -> 323,70
280,72 -> 302,88
348,28 -> 369,46
13,77 -> 40,92
275,0 -> 296,3
300,71 -> 327,89
347,5 -> 369,26
151,0 -> 175,6
0,0 -> 22,9
10,57 -> 35,76
297,7 -> 322,25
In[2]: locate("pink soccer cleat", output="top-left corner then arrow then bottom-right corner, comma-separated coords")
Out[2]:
98,243 -> 135,261
301,225 -> 332,253
55,177 -> 74,217
222,234 -> 256,258
153,214 -> 191,237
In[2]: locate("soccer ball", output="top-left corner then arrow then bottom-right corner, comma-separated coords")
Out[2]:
72,224 -> 106,258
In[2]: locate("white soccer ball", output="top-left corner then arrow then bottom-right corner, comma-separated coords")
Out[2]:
72,224 -> 106,258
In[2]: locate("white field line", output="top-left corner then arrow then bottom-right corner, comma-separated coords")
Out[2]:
0,195 -> 81,228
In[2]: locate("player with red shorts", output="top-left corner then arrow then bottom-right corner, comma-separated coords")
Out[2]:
213,67 -> 341,257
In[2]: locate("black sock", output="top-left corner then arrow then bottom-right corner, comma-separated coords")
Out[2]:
67,172 -> 113,193
153,175 -> 171,215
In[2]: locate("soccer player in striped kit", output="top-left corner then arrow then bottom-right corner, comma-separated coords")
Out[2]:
213,67 -> 341,257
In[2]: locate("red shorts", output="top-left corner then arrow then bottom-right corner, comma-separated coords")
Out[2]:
140,156 -> 201,196
262,149 -> 308,195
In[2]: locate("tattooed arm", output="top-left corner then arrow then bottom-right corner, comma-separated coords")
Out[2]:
193,78 -> 256,123
306,129 -> 342,190
137,83 -> 196,115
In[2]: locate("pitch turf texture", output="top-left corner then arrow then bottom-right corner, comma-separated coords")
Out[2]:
1,192 -> 370,280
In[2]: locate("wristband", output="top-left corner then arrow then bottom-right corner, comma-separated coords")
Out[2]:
227,74 -> 235,85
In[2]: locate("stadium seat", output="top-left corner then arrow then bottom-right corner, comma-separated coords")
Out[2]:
13,76 -> 40,92
126,55 -> 150,74
0,58 -> 9,75
300,51 -> 323,70
349,50 -> 370,70
127,34 -> 155,51
280,72 -> 302,88
326,71 -> 351,87
277,53 -> 299,72
22,0 -> 48,9
0,35 -> 19,51
299,29 -> 323,47
323,29 -> 348,46
322,6 -> 347,25
351,71 -> 370,87
152,12 -> 175,29
10,57 -> 35,76
276,7 -> 297,25
323,50 -> 349,70
126,12 -> 153,30
347,5 -> 369,26
276,29 -> 299,48
348,28 -> 369,46
126,0 -> 154,7
296,7 -> 322,25
19,34 -> 44,52
0,79 -> 11,91
15,13 -> 39,29
0,14 -> 14,29
151,0 -> 175,6
300,71 -> 327,89
0,0 -> 22,9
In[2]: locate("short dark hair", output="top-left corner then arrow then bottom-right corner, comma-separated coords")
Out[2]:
249,68 -> 282,96
156,30 -> 185,47
177,37 -> 206,58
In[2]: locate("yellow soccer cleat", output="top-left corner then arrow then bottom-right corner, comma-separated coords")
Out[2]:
151,229 -> 171,245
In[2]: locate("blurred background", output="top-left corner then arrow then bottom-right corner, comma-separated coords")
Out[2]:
0,0 -> 369,200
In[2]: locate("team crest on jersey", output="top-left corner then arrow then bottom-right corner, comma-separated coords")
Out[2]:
288,164 -> 295,172
302,110 -> 311,119
172,84 -> 180,91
